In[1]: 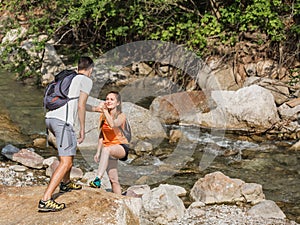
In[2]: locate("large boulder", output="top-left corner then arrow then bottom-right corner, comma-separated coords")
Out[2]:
190,171 -> 265,205
140,185 -> 186,224
39,43 -> 66,86
244,77 -> 290,105
0,185 -> 140,225
208,63 -> 240,91
181,85 -> 280,132
0,27 -> 27,55
21,37 -> 66,86
149,91 -> 216,124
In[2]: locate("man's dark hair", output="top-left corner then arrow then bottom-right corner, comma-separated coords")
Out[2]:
78,56 -> 94,70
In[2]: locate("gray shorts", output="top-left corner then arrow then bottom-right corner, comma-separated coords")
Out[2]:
46,118 -> 77,156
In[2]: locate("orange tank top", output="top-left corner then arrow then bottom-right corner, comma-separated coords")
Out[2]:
99,114 -> 128,146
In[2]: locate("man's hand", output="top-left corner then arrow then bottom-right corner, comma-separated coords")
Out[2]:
77,129 -> 85,144
94,104 -> 103,112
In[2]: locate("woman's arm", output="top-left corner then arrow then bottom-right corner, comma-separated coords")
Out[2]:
103,109 -> 126,128
97,137 -> 103,153
94,137 -> 103,163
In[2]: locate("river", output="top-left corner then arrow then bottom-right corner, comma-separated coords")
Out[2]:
0,70 -> 299,223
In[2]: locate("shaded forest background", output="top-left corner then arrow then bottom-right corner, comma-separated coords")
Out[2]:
0,0 -> 299,85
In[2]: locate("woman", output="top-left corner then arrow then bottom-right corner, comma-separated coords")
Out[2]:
89,91 -> 129,194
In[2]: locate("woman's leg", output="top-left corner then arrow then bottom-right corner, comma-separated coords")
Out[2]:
107,158 -> 122,194
96,145 -> 125,179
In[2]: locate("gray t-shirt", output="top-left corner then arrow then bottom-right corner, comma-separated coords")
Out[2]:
45,74 -> 93,126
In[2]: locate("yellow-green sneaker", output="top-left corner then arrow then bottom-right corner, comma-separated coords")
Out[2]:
38,199 -> 66,212
59,181 -> 82,193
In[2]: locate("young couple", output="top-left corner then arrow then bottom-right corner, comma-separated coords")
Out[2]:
38,56 -> 129,212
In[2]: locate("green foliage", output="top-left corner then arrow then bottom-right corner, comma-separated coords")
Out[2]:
0,42 -> 37,79
2,0 -> 295,51
290,1 -> 300,36
0,0 -> 299,80
220,0 -> 285,42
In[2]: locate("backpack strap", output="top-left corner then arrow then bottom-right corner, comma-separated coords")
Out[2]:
119,117 -> 130,143
59,97 -> 78,147
58,71 -> 77,98
58,74 -> 81,147
60,103 -> 69,148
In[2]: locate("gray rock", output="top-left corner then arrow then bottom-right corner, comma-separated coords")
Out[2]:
125,184 -> 151,197
244,77 -> 290,105
190,171 -> 265,205
181,85 -> 280,132
9,165 -> 27,172
248,200 -> 286,219
141,185 -> 186,224
290,139 -> 300,151
278,103 -> 300,121
45,159 -> 84,180
149,91 -> 215,124
12,148 -> 44,169
241,183 -> 265,205
134,141 -> 153,156
190,171 -> 245,204
1,144 -> 20,160
158,184 -> 187,197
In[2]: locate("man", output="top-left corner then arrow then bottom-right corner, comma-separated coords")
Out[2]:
38,56 -> 99,212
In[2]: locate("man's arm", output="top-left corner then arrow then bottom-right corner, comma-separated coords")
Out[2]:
77,91 -> 89,144
86,103 -> 103,112
85,104 -> 96,112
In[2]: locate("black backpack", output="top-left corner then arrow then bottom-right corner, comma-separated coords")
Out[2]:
43,70 -> 78,111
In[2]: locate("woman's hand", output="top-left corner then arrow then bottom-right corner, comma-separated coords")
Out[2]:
101,102 -> 108,111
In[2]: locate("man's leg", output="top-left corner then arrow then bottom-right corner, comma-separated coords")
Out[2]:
61,164 -> 72,184
42,156 -> 73,201
59,157 -> 82,192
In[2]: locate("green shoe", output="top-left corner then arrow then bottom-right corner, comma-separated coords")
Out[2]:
38,199 -> 66,212
89,177 -> 101,188
59,181 -> 82,193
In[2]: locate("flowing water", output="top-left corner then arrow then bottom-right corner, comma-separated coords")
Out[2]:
0,70 -> 299,223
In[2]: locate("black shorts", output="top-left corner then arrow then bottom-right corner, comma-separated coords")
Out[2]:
120,144 -> 129,161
